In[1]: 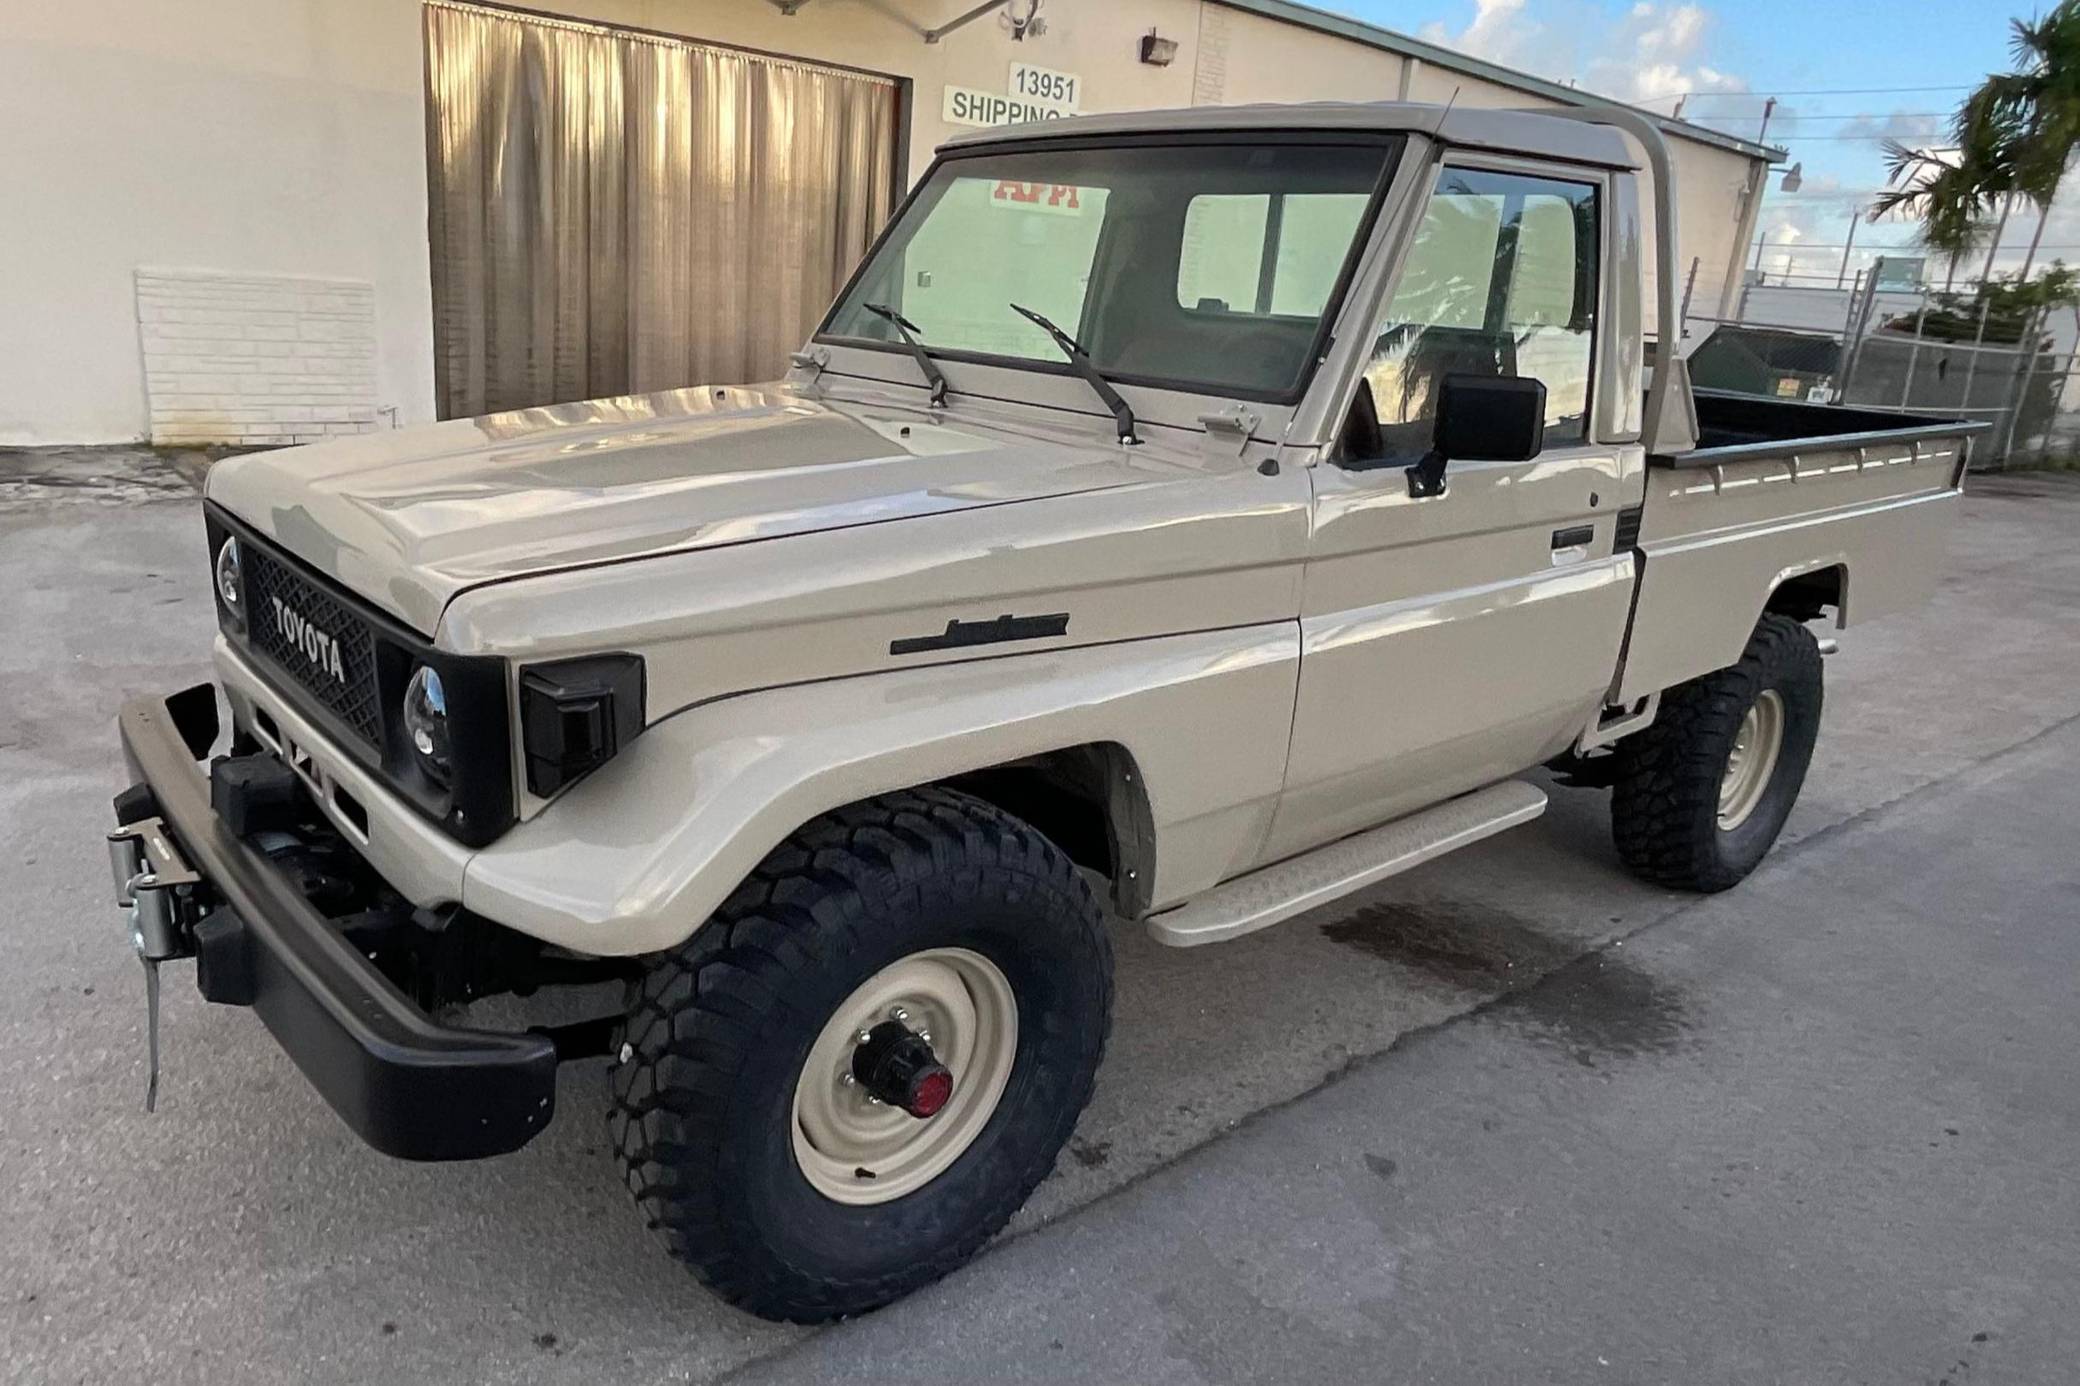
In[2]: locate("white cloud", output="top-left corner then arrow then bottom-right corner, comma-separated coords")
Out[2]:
1589,3 -> 1751,106
1416,0 -> 1750,108
1418,0 -> 1542,72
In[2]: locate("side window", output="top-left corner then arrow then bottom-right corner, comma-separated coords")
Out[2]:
1177,192 -> 1370,316
1358,167 -> 1598,455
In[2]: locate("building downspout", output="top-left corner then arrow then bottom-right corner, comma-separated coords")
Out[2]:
1721,158 -> 1769,319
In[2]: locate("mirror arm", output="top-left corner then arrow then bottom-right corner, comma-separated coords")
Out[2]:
1406,449 -> 1449,499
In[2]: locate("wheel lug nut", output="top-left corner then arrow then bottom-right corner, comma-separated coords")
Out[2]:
917,1029 -> 931,1044
840,1071 -> 856,1086
891,1006 -> 909,1023
856,1028 -> 874,1045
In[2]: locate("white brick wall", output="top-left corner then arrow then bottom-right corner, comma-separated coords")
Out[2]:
135,268 -> 380,447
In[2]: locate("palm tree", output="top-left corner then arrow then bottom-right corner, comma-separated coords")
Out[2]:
1872,1 -> 2080,285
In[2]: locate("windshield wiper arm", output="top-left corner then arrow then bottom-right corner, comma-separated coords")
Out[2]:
1008,303 -> 1139,444
861,302 -> 948,408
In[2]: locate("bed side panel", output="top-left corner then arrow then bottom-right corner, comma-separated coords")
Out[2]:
1615,436 -> 1965,705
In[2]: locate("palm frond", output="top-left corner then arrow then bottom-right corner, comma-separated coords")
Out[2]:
1875,1 -> 2080,271
1873,141 -> 2000,258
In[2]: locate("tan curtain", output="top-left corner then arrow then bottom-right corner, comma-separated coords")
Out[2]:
423,1 -> 899,418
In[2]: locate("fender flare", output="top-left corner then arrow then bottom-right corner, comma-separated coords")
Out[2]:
462,625 -> 1299,955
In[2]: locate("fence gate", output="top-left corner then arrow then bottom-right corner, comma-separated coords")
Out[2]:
424,1 -> 901,417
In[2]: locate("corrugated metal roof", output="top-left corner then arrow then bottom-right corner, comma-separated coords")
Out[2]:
1211,0 -> 1786,165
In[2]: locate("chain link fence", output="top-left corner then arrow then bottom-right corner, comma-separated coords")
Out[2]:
1678,264 -> 2080,470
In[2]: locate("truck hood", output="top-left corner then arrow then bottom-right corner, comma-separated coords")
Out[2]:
205,384 -> 1148,634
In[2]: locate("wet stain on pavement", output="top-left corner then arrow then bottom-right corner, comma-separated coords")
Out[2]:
1495,949 -> 1694,1066
1322,900 -> 1695,1067
1321,900 -> 1579,987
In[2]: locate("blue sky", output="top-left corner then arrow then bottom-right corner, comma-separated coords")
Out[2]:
1332,0 -> 2037,284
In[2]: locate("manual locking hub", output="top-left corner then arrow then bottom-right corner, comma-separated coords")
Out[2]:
851,1019 -> 954,1118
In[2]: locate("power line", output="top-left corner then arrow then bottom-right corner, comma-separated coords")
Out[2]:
1644,83 -> 1977,101
1762,133 -> 1963,142
1762,241 -> 2080,252
1752,112 -> 1952,121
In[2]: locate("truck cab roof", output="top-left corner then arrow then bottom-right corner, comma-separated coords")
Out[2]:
938,101 -> 1643,171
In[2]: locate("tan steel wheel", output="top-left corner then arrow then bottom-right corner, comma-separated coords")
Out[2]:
791,948 -> 1017,1206
1718,689 -> 1786,831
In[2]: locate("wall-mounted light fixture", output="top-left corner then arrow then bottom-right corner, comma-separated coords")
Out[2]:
1139,29 -> 1178,65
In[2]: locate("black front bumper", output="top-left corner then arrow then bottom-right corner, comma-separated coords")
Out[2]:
116,687 -> 558,1161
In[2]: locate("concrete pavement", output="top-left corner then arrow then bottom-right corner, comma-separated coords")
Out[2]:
740,711 -> 2080,1385
3,466 -> 2077,1384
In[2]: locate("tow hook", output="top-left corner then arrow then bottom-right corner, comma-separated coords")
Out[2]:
107,817 -> 206,1112
851,1020 -> 954,1118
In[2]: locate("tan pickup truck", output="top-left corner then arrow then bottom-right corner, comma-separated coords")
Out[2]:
105,100 -> 1984,1321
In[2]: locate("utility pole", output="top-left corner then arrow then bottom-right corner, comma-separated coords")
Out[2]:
1982,194 -> 2014,284
2015,179 -> 2059,285
1836,208 -> 1861,289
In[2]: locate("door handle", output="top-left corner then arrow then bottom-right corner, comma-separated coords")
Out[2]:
1551,524 -> 1595,551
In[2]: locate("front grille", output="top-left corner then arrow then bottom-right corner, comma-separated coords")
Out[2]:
242,543 -> 384,747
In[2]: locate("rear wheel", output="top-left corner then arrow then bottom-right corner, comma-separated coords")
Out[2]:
1610,613 -> 1823,892
608,788 -> 1112,1323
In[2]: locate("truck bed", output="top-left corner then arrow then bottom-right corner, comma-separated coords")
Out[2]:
1613,388 -> 1989,706
1664,389 -> 1992,469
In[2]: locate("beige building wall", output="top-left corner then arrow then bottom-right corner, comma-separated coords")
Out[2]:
549,0 -> 1207,184
1,1 -> 436,445
0,0 -> 1768,445
1196,5 -> 1406,105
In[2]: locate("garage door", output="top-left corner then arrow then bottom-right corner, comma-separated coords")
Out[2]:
424,1 -> 901,417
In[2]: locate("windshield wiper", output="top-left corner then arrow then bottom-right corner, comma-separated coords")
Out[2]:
1008,303 -> 1139,445
861,302 -> 948,408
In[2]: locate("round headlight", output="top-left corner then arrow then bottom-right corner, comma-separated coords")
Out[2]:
403,665 -> 451,783
213,536 -> 243,623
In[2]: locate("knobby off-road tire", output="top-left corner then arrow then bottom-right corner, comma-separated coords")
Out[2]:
1611,613 -> 1823,892
608,787 -> 1112,1323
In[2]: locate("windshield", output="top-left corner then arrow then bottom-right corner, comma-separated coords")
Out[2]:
821,139 -> 1400,403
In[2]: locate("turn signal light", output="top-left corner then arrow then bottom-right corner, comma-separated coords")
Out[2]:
519,654 -> 645,796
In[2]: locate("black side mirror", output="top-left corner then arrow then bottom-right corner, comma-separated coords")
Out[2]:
1406,374 -> 1547,498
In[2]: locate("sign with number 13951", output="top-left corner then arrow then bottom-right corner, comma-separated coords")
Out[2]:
1009,63 -> 1081,113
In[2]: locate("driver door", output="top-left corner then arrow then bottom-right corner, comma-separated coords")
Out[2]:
1265,160 -> 1636,860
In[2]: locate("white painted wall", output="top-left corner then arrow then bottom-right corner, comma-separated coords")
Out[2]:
0,2 -> 435,445
0,0 -> 1768,445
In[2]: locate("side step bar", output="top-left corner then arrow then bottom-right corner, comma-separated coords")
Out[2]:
1146,781 -> 1548,948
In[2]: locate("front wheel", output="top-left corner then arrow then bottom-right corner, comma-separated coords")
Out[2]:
1610,613 -> 1823,892
608,788 -> 1112,1323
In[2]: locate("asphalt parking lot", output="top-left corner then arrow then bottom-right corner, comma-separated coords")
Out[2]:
5,461 -> 2078,1385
